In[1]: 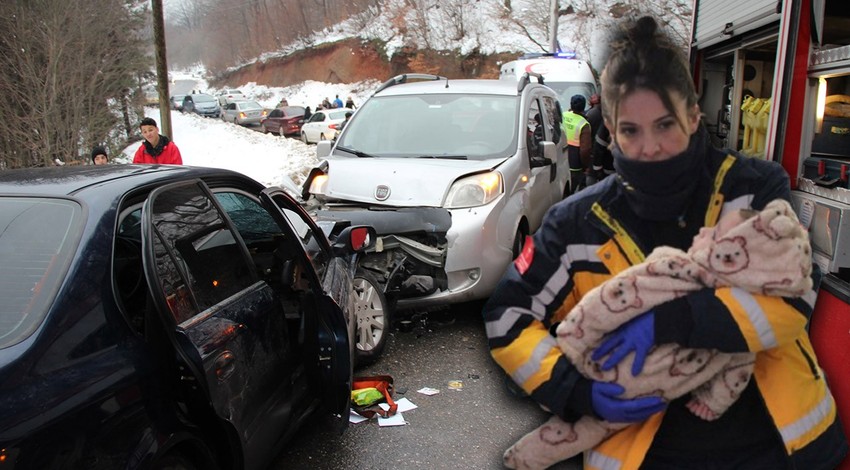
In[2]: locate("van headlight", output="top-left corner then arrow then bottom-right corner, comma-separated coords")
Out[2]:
308,173 -> 329,196
445,171 -> 503,208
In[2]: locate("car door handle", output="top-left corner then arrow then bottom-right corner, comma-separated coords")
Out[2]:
214,350 -> 236,381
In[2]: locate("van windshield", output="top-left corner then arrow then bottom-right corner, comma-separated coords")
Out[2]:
546,81 -> 598,111
336,94 -> 518,160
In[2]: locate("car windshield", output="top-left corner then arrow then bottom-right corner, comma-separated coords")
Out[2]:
194,94 -> 216,103
328,110 -> 349,120
239,101 -> 262,110
336,93 -> 518,160
0,197 -> 82,348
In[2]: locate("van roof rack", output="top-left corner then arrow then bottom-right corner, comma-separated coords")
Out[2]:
518,72 -> 544,92
374,73 -> 447,94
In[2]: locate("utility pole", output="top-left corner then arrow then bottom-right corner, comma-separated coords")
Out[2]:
152,0 -> 172,138
548,0 -> 559,53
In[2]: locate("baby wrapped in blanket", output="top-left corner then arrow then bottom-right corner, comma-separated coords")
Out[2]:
504,199 -> 813,470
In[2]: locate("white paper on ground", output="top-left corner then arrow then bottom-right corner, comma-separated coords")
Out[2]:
349,409 -> 369,424
379,397 -> 417,413
378,411 -> 406,426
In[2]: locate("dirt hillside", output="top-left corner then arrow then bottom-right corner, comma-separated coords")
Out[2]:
213,38 -> 521,88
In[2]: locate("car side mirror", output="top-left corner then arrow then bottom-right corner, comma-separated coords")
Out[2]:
316,141 -> 332,159
332,225 -> 376,255
530,155 -> 553,168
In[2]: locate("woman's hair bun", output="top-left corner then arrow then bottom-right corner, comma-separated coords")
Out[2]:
631,16 -> 659,42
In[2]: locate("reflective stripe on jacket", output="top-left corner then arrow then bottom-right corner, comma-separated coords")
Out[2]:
484,146 -> 843,469
562,111 -> 589,148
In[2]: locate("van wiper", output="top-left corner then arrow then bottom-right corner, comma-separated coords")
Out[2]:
336,146 -> 377,158
417,154 -> 468,160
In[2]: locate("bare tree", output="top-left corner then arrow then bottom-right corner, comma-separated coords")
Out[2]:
0,0 -> 150,168
498,0 -> 551,53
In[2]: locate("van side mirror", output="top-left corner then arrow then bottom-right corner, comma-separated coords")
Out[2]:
316,141 -> 332,159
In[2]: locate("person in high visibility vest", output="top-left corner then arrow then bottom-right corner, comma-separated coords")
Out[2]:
485,15 -> 847,470
562,94 -> 592,195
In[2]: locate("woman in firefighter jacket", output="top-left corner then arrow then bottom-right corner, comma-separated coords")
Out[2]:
483,16 -> 847,470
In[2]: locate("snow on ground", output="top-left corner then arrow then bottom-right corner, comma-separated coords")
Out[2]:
118,74 -> 382,194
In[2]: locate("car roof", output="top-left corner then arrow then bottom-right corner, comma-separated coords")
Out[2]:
0,165 -> 260,201
373,79 -> 526,97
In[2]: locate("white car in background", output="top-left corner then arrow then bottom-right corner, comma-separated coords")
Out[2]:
216,89 -> 246,106
302,74 -> 569,314
300,108 -> 352,144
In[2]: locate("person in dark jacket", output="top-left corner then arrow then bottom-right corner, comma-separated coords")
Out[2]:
133,117 -> 182,165
91,146 -> 109,165
484,15 -> 847,470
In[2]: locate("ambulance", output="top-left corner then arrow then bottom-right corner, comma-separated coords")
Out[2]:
689,1 -> 850,466
499,52 -> 597,109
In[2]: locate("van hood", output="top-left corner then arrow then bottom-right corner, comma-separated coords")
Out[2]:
322,157 -> 505,207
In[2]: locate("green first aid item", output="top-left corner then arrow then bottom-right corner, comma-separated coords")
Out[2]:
351,387 -> 384,406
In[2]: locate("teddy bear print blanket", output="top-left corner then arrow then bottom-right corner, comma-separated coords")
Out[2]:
503,199 -> 812,470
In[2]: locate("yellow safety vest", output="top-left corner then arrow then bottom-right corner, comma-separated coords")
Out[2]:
562,111 -> 589,147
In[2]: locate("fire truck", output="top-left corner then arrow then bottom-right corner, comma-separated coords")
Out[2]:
690,0 -> 850,464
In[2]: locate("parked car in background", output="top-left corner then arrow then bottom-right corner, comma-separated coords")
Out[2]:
304,73 -> 569,314
261,106 -> 307,136
143,85 -> 159,105
301,108 -> 352,144
0,165 -> 383,470
169,94 -> 187,111
182,93 -> 221,118
222,100 -> 268,126
216,89 -> 246,106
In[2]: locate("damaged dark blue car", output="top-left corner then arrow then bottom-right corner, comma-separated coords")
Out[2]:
0,165 -> 376,469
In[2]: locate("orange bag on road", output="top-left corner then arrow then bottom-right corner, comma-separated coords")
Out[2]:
351,375 -> 397,418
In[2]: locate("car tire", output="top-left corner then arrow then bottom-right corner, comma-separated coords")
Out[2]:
301,132 -> 309,144
320,133 -> 327,141
512,225 -> 528,260
279,125 -> 285,136
153,451 -> 199,470
353,268 -> 390,366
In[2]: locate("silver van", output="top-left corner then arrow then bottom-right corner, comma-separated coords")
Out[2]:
304,74 -> 570,313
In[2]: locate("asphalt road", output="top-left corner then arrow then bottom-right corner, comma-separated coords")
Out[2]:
270,303 -> 583,470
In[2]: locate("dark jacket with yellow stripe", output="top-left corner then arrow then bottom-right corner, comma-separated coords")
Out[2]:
484,146 -> 846,470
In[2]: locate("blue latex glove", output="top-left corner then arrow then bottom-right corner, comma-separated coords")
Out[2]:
592,311 -> 655,376
591,381 -> 666,422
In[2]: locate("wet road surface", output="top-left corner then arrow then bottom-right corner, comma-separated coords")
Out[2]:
270,303 -> 583,470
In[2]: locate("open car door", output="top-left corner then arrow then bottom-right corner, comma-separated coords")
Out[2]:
141,180 -> 299,469
259,187 -> 352,430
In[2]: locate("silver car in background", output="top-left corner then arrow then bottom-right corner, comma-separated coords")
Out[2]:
222,100 -> 268,126
182,93 -> 221,118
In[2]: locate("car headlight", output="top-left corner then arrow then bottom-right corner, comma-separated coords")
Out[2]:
445,171 -> 503,208
308,173 -> 328,196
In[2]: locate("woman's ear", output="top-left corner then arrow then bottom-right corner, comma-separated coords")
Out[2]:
688,104 -> 701,134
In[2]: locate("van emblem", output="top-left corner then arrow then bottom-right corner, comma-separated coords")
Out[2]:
375,185 -> 391,201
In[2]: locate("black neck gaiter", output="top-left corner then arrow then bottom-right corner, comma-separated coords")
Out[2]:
144,134 -> 171,157
612,127 -> 708,221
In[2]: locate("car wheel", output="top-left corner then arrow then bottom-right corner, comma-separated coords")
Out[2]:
279,125 -> 285,136
353,268 -> 390,366
512,225 -> 528,259
153,451 -> 199,470
320,133 -> 327,141
301,132 -> 309,144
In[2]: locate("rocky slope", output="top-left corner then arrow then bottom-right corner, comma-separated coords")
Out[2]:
213,38 -> 522,87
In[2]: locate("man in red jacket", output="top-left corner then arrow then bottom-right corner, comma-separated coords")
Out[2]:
133,117 -> 183,165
